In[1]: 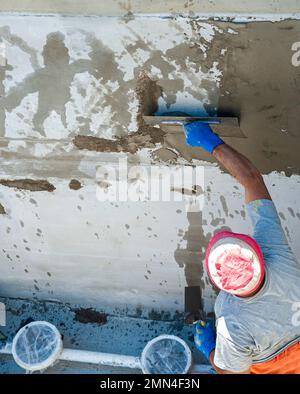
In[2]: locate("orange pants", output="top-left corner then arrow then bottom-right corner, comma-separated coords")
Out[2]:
250,341 -> 300,374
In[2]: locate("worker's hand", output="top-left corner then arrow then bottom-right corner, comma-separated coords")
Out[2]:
184,121 -> 224,154
194,320 -> 216,361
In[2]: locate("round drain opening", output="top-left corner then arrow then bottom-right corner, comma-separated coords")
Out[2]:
141,335 -> 192,374
12,321 -> 62,371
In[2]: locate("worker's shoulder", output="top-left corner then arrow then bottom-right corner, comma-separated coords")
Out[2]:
214,291 -> 242,318
214,293 -> 255,342
214,293 -> 252,340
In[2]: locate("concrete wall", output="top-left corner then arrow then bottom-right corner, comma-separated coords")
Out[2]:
0,0 -> 300,17
0,8 -> 300,317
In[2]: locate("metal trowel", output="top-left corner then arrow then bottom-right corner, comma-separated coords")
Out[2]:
143,113 -> 245,138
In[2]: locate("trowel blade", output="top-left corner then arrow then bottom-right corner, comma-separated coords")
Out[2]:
143,116 -> 245,138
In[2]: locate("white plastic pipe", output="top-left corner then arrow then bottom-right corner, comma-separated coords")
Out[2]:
0,343 -> 141,369
59,348 -> 141,369
0,342 -> 212,373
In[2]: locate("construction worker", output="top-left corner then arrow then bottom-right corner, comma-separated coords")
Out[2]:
184,121 -> 300,374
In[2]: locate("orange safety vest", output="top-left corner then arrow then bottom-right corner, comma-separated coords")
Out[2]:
250,341 -> 300,374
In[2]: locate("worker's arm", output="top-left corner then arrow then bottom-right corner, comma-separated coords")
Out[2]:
212,144 -> 271,204
184,122 -> 296,261
184,122 -> 271,204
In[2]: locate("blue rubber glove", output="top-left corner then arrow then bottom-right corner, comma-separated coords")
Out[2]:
184,121 -> 224,154
194,320 -> 216,361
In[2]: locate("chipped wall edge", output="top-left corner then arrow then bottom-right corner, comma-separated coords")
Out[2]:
0,11 -> 300,22
1,0 -> 300,20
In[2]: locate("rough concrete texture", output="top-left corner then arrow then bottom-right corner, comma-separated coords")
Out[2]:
0,14 -> 300,317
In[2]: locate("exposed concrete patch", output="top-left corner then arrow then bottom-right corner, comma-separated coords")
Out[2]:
0,179 -> 55,192
77,31 -> 132,137
73,72 -> 165,153
2,28 -> 132,139
151,147 -> 178,163
0,203 -> 6,214
135,71 -> 162,130
74,307 -> 108,325
71,26 -> 224,164
74,134 -> 139,153
3,32 -> 75,137
68,179 -> 82,190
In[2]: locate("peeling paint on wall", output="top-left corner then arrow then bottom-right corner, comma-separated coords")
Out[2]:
74,307 -> 108,325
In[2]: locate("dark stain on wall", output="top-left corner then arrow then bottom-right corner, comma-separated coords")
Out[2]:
74,307 -> 108,325
0,179 -> 55,192
69,179 -> 82,190
174,211 -> 211,288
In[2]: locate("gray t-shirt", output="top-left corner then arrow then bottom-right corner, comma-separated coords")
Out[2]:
213,199 -> 300,372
